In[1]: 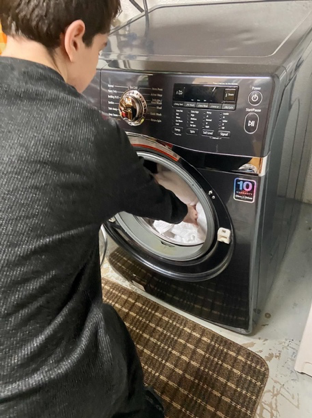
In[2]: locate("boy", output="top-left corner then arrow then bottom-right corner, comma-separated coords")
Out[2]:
0,1 -> 197,417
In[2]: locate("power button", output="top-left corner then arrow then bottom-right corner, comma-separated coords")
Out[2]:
248,91 -> 263,106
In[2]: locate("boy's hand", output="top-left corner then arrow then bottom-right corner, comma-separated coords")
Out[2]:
183,204 -> 198,225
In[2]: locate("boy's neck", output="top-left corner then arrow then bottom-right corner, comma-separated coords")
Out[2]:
2,36 -> 67,81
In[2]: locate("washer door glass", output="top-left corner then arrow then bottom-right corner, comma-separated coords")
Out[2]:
114,151 -> 216,261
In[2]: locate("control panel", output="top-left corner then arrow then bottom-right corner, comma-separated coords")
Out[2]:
172,84 -> 239,140
100,71 -> 274,157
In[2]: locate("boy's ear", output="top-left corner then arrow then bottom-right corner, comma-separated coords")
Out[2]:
63,20 -> 86,62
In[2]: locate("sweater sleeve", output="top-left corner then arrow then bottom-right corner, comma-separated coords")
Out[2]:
94,117 -> 188,224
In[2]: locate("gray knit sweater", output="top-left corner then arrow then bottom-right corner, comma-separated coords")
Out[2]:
0,57 -> 187,418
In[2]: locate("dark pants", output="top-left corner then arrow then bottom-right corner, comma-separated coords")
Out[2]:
107,305 -> 164,418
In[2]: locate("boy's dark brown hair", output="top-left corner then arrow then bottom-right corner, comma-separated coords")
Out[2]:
0,0 -> 121,49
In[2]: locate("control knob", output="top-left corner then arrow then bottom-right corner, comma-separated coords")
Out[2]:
119,90 -> 147,126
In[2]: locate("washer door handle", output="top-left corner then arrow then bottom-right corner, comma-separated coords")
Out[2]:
217,228 -> 231,244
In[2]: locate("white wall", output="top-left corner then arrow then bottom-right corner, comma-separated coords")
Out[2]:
117,0 -> 312,203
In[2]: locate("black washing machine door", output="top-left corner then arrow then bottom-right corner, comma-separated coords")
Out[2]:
105,135 -> 234,282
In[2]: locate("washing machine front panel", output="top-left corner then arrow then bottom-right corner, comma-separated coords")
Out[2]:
105,136 -> 263,286
101,70 -> 274,158
106,150 -> 264,333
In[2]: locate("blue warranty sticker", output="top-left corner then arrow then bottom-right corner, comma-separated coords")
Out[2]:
234,178 -> 256,203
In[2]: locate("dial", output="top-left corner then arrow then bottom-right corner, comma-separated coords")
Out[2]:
119,90 -> 147,126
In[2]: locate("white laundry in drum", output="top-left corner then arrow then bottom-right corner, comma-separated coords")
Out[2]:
153,166 -> 207,245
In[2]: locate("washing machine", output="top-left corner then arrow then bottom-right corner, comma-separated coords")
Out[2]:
84,0 -> 312,334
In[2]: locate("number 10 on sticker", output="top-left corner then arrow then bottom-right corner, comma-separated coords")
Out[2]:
234,178 -> 256,203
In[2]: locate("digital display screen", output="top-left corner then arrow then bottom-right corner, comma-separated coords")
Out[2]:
173,84 -> 238,104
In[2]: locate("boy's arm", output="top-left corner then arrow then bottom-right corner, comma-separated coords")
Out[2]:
95,118 -> 188,224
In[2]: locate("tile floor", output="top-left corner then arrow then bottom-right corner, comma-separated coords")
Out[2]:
101,203 -> 312,418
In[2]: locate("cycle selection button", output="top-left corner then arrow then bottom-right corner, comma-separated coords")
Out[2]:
186,128 -> 198,135
202,129 -> 214,136
218,131 -> 231,138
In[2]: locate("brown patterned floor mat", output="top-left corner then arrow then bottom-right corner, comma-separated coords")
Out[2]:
102,278 -> 269,418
